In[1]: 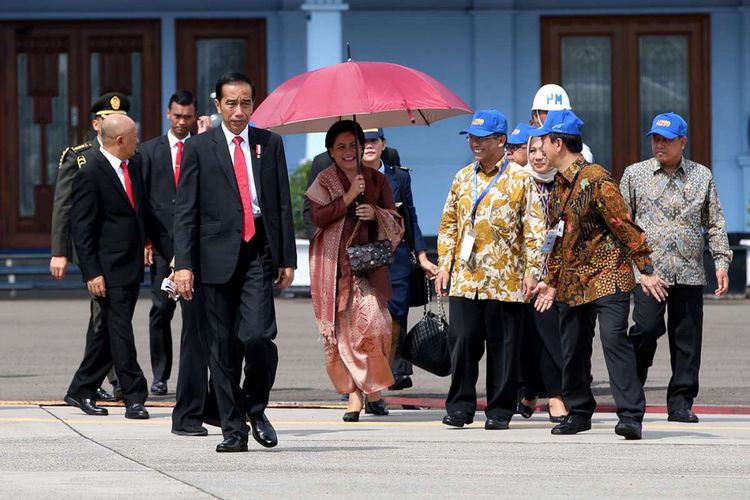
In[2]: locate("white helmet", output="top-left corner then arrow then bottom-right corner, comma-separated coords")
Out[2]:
531,84 -> 571,111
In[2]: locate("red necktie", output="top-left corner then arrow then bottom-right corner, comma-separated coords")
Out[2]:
232,136 -> 256,241
174,141 -> 184,187
120,161 -> 136,210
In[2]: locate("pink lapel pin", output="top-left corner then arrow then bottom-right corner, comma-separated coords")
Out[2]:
255,144 -> 261,158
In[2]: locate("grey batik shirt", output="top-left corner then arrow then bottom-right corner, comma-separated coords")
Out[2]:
620,156 -> 732,286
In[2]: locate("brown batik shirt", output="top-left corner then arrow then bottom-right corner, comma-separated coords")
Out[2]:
544,156 -> 653,306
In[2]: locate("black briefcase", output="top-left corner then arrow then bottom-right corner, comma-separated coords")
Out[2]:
402,282 -> 451,377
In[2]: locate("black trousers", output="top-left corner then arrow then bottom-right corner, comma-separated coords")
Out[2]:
200,227 -> 278,439
389,277 -> 413,377
446,297 -> 523,420
148,251 -> 177,383
558,291 -> 645,422
519,303 -> 563,400
68,283 -> 148,405
171,293 -> 211,430
629,284 -> 703,411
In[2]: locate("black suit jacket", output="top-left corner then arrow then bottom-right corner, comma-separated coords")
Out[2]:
302,146 -> 401,240
71,151 -> 173,287
173,126 -> 297,284
140,134 -> 178,241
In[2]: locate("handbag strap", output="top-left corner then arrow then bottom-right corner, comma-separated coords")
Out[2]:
345,209 -> 395,249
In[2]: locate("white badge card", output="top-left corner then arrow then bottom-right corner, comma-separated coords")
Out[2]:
541,230 -> 558,254
554,220 -> 565,237
460,228 -> 476,262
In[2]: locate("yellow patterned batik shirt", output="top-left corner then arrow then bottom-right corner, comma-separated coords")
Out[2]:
437,160 -> 546,302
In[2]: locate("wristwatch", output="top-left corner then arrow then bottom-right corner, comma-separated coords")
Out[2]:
639,264 -> 654,276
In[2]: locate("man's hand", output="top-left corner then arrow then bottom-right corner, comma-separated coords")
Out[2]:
523,276 -> 538,302
87,275 -> 107,297
196,115 -> 211,134
435,270 -> 450,298
640,274 -> 669,302
144,245 -> 153,266
274,267 -> 295,289
417,251 -> 438,278
174,269 -> 194,300
532,281 -> 556,312
715,269 -> 729,297
50,256 -> 68,280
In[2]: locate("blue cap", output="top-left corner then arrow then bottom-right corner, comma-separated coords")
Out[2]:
460,109 -> 508,137
506,123 -> 534,145
529,109 -> 584,137
646,112 -> 687,139
363,128 -> 384,140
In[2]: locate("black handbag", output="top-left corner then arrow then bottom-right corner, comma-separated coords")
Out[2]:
401,280 -> 451,377
346,216 -> 394,273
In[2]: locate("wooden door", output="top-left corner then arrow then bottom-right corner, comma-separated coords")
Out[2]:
0,20 -> 161,249
541,15 -> 710,179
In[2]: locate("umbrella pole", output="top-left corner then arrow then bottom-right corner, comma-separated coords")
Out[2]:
354,114 -> 365,204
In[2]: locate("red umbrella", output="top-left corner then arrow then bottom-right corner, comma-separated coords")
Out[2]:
251,60 -> 472,134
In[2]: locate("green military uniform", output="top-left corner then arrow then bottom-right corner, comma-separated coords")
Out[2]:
51,140 -> 100,262
53,92 -> 131,400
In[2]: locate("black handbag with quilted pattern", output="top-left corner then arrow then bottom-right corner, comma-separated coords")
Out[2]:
402,280 -> 451,377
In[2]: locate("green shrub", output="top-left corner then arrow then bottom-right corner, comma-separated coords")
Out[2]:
289,160 -> 313,238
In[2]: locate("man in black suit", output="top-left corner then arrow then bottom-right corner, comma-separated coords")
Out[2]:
66,115 -> 172,420
140,90 -> 212,435
302,146 -> 400,240
174,72 -> 297,453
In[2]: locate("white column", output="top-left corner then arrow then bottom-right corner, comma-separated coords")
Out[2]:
301,0 -> 349,159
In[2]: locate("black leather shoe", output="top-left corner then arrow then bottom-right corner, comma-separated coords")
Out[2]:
343,411 -> 360,422
442,412 -> 473,427
250,413 -> 278,448
668,408 -> 699,423
551,414 -> 591,435
517,400 -> 535,419
172,425 -> 209,436
364,399 -> 389,415
485,418 -> 510,430
614,419 -> 642,440
389,375 -> 413,391
216,433 -> 248,453
112,381 -> 123,402
125,403 -> 150,420
548,408 -> 567,424
150,380 -> 168,395
64,394 -> 108,416
95,387 -> 114,402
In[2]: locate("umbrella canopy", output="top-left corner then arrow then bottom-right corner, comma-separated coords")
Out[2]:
251,61 -> 472,134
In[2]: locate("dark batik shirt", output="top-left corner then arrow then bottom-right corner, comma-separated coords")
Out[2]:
544,156 -> 653,306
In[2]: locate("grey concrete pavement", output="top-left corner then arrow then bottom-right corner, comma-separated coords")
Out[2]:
0,297 -> 749,407
1,405 -> 750,498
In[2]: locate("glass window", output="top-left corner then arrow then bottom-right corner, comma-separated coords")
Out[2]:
639,35 -> 689,160
90,52 -> 142,132
561,36 -> 612,169
17,53 -> 40,217
196,39 -> 246,116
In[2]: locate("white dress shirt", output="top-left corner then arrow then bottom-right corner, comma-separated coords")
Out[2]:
100,146 -> 129,191
221,123 -> 261,216
167,130 -> 190,172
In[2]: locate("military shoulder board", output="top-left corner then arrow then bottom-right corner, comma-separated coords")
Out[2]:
58,147 -> 72,168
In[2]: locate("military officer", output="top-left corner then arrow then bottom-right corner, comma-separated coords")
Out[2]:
50,92 -> 130,405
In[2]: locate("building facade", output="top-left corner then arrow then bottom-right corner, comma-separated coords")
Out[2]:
1,0 -> 749,250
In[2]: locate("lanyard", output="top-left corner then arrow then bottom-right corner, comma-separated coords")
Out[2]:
553,163 -> 587,226
471,159 -> 508,224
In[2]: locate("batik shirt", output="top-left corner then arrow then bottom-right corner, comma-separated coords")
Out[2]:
620,156 -> 732,285
438,160 -> 545,302
544,156 -> 653,306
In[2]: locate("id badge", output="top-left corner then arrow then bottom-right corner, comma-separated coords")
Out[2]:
541,229 -> 558,254
460,228 -> 476,261
554,220 -> 565,237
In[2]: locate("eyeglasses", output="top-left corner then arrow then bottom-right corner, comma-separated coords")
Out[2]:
467,134 -> 500,143
505,144 -> 527,153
